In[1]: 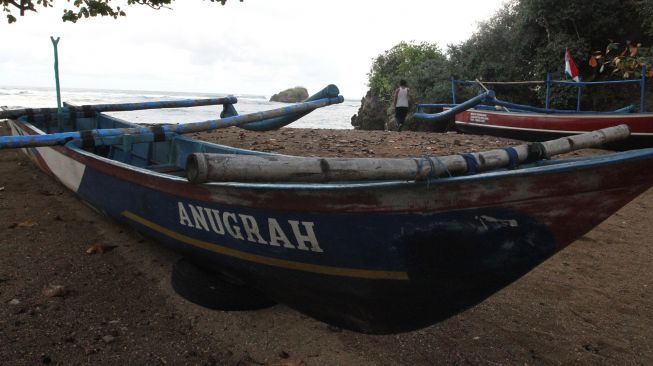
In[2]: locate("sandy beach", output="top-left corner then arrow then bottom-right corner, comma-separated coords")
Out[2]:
1,124 -> 652,365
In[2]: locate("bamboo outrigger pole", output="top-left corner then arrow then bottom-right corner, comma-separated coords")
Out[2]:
0,96 -> 344,149
186,125 -> 631,183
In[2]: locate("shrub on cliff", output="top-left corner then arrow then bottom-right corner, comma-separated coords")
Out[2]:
352,42 -> 452,130
448,0 -> 653,110
367,41 -> 451,105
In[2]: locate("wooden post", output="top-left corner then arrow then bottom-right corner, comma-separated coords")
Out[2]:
545,73 -> 551,110
50,36 -> 63,131
451,77 -> 457,104
641,65 -> 646,113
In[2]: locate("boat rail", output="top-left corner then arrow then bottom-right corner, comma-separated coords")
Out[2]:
450,66 -> 648,112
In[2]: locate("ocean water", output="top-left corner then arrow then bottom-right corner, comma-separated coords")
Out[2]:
0,86 -> 360,130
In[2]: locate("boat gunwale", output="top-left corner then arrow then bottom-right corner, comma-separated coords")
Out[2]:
454,120 -> 653,137
448,106 -> 653,119
10,115 -> 653,191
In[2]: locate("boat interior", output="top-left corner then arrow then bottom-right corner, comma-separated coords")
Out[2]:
19,109 -> 648,185
22,111 -> 266,178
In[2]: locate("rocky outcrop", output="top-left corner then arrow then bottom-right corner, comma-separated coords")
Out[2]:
269,87 -> 309,103
350,90 -> 389,130
351,89 -> 454,132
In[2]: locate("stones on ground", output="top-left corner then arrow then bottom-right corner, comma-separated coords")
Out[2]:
42,284 -> 67,298
86,244 -> 118,254
267,359 -> 306,366
8,220 -> 38,229
8,298 -> 21,305
102,335 -> 116,344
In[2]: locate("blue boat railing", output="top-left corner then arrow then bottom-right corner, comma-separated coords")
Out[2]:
451,65 -> 647,112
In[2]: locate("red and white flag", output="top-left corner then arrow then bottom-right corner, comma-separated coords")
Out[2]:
565,48 -> 580,82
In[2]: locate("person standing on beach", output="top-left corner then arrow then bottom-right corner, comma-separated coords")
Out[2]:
393,79 -> 411,131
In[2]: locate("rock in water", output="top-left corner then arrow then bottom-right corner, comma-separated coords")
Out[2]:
270,87 -> 309,103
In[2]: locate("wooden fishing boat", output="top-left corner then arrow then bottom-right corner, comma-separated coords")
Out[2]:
453,107 -> 653,150
2,88 -> 653,334
416,75 -> 653,150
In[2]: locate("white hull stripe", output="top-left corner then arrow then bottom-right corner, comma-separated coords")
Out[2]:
35,147 -> 86,193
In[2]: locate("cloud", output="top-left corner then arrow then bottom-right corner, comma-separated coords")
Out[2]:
0,0 -> 506,97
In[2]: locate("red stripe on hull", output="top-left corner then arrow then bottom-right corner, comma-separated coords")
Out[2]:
456,110 -> 653,134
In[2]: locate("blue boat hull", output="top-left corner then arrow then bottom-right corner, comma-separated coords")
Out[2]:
9,117 -> 653,333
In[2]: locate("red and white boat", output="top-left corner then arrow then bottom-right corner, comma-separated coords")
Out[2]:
454,107 -> 653,150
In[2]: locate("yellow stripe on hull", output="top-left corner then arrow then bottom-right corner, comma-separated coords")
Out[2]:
121,211 -> 409,281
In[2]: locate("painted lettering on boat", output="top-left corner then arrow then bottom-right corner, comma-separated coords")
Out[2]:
177,202 -> 323,253
470,112 -> 489,123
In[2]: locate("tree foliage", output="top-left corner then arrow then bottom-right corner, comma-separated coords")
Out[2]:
447,0 -> 653,109
366,0 -> 653,113
367,41 -> 451,104
1,0 -> 241,23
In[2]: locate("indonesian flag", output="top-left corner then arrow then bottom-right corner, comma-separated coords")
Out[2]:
565,48 -> 580,82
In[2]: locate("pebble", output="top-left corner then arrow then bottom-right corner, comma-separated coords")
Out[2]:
8,298 -> 21,305
42,285 -> 67,298
102,335 -> 116,344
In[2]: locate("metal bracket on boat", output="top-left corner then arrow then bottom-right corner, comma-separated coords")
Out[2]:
220,101 -> 239,119
151,125 -> 166,142
122,135 -> 132,152
79,130 -> 95,148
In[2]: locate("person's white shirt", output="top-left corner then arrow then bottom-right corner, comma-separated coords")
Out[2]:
396,87 -> 409,107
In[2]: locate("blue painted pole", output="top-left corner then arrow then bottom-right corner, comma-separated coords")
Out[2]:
239,84 -> 340,131
0,96 -> 238,120
545,73 -> 551,109
0,96 -> 344,149
641,65 -> 646,112
413,91 -> 494,122
576,85 -> 582,111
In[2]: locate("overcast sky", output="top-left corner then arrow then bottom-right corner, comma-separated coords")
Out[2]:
0,0 -> 506,98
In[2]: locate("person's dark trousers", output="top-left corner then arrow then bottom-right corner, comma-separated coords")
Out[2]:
395,107 -> 408,130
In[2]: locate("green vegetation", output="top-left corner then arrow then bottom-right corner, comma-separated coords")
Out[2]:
1,0 -> 241,23
368,0 -> 653,110
367,42 -> 451,105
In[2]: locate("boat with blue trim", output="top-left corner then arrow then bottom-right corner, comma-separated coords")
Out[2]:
415,75 -> 653,150
2,88 -> 653,334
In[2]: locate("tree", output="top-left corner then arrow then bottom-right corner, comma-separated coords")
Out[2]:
367,41 -> 451,104
1,0 -> 242,24
446,0 -> 653,109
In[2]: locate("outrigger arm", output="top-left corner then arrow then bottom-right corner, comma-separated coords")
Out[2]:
0,97 -> 239,121
0,95 -> 344,149
413,90 -> 495,122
